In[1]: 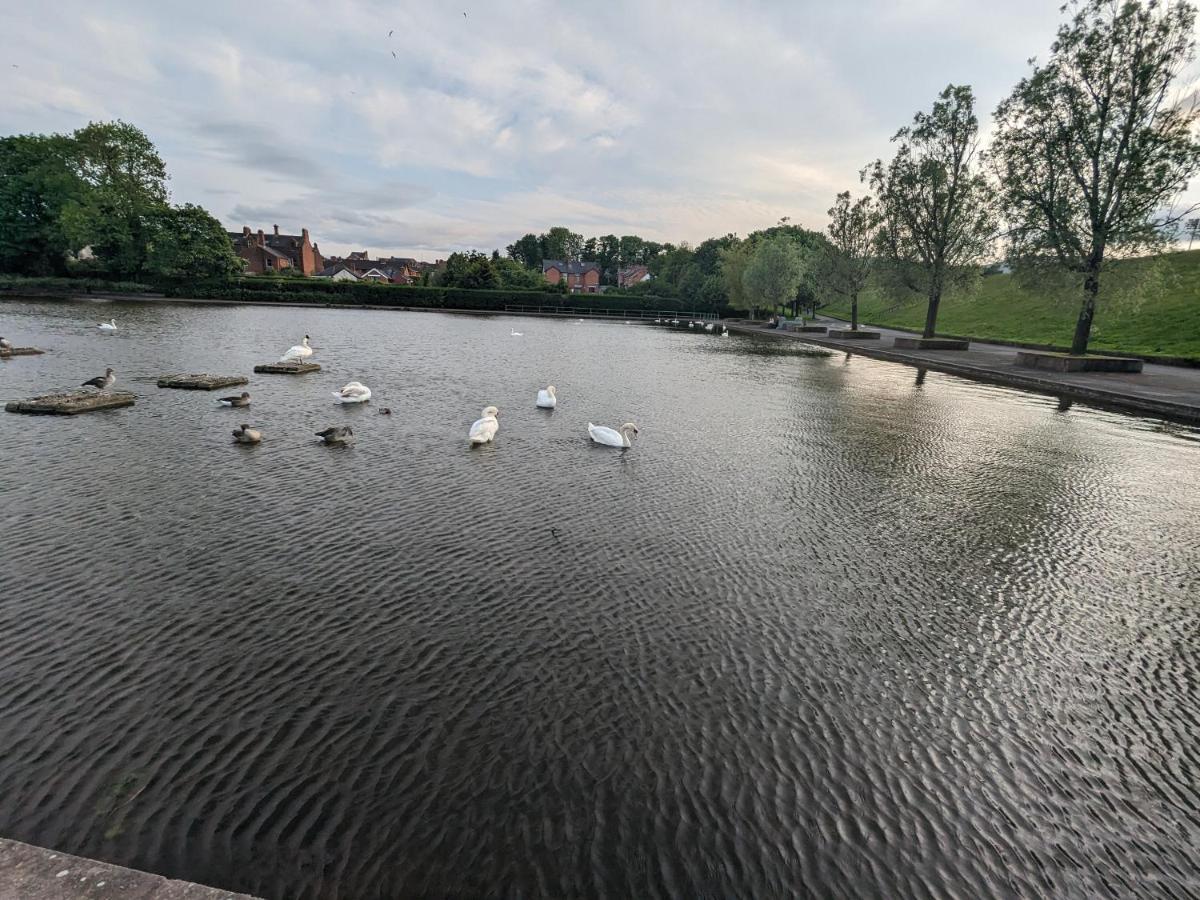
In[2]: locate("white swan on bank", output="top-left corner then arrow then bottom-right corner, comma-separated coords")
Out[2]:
97,318 -> 117,332
332,381 -> 372,404
469,406 -> 500,444
280,335 -> 313,363
536,385 -> 557,408
588,421 -> 638,448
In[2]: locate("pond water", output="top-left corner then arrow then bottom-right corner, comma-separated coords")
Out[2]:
1,298 -> 1198,899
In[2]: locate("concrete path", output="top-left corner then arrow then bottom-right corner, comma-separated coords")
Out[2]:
0,839 -> 259,900
727,318 -> 1200,425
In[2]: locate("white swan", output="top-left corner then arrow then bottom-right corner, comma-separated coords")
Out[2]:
332,381 -> 372,404
281,334 -> 313,363
97,318 -> 117,332
704,322 -> 714,331
588,421 -> 638,448
536,385 -> 557,409
721,329 -> 730,337
511,328 -> 523,337
469,406 -> 499,444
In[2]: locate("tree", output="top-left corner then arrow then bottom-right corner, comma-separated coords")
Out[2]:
868,85 -> 996,338
1188,217 -> 1200,250
993,0 -> 1200,355
0,134 -> 83,275
144,204 -> 242,279
505,233 -> 542,268
541,226 -> 583,262
823,191 -> 879,330
743,236 -> 806,320
718,239 -> 753,316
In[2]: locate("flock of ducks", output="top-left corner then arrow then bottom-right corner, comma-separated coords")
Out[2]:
66,319 -> 646,450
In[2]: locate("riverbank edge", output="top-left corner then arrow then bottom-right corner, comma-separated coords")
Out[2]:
817,311 -> 1200,368
0,837 -> 260,899
726,322 -> 1200,426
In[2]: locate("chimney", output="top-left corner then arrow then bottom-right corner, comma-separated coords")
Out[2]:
302,228 -> 310,243
242,225 -> 251,237
257,229 -> 265,247
273,224 -> 280,235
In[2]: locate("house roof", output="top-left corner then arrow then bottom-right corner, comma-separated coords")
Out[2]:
543,259 -> 600,275
317,263 -> 358,278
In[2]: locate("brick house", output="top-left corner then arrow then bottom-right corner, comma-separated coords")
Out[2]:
228,225 -> 325,275
543,259 -> 601,293
617,265 -> 651,288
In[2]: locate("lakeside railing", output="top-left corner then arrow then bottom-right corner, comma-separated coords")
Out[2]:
503,304 -> 717,320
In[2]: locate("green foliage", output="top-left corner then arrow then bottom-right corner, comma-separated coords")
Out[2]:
992,0 -> 1200,353
505,233 -> 543,268
0,134 -> 83,275
0,273 -> 156,293
439,250 -> 548,289
718,239 -> 753,314
867,84 -> 996,337
144,204 -> 242,279
820,250 -> 1200,361
820,191 -> 879,328
743,236 -> 807,318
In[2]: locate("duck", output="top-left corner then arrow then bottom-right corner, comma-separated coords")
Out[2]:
0,336 -> 12,351
588,421 -> 638,448
379,407 -> 393,416
536,385 -> 557,409
82,367 -> 115,391
280,335 -> 313,363
232,424 -> 262,444
332,381 -> 372,404
468,406 -> 499,444
317,425 -> 354,446
218,391 -> 251,408
97,318 -> 117,332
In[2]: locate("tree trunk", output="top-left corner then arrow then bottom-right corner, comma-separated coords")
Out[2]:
922,264 -> 943,338
850,291 -> 859,331
1071,262 -> 1101,355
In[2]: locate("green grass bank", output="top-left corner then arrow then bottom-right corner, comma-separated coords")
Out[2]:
819,250 -> 1200,363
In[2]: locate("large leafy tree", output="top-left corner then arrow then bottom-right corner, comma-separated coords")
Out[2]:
992,0 -> 1200,355
541,226 -> 584,262
822,192 -> 879,330
505,233 -> 542,269
743,236 -> 806,320
145,204 -> 242,279
0,134 -> 83,275
868,85 -> 996,338
718,239 -> 753,315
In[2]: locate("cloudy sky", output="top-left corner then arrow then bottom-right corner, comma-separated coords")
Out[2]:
4,1 -> 1188,260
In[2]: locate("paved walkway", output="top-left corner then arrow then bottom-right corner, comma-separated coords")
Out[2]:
726,318 -> 1200,425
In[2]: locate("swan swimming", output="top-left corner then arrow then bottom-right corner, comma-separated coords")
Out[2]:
218,391 -> 251,408
281,335 -> 313,363
232,424 -> 262,444
588,421 -> 638,448
97,318 -> 117,332
704,322 -> 714,331
511,328 -> 523,337
82,367 -> 115,391
332,381 -> 372,404
469,406 -> 500,444
536,385 -> 557,409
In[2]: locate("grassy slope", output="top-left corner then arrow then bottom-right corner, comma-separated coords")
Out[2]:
820,250 -> 1200,360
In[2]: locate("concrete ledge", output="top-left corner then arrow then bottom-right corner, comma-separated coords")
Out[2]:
788,325 -> 828,333
0,837 -> 259,898
826,329 -> 881,340
0,347 -> 45,357
893,337 -> 970,351
6,390 -> 137,415
253,361 -> 320,375
157,374 -> 249,390
1016,350 -> 1143,373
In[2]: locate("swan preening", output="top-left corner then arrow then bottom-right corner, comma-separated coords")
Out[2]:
589,421 -> 638,448
82,367 -> 115,391
333,381 -> 372,404
281,335 -> 313,363
317,425 -> 354,446
536,385 -> 557,409
97,318 -> 117,332
469,406 -> 499,444
232,424 -> 262,444
218,391 -> 251,408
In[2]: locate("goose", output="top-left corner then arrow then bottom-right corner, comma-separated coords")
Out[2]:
97,318 -> 117,332
468,406 -> 499,444
218,391 -> 251,408
317,425 -> 354,446
332,381 -> 372,404
232,424 -> 262,444
280,335 -> 313,363
82,367 -> 115,391
588,421 -> 638,448
0,337 -> 12,351
510,328 -> 523,337
536,385 -> 557,409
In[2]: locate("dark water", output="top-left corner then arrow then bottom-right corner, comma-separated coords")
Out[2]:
1,298 -> 1198,899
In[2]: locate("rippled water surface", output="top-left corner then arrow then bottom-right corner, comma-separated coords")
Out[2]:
1,298 -> 1199,899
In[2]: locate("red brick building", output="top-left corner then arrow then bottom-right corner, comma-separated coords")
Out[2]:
543,259 -> 601,293
228,225 -> 325,275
